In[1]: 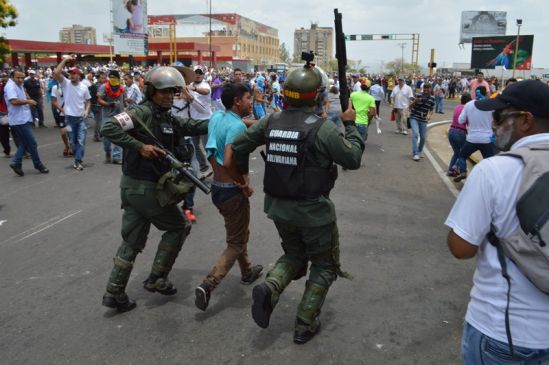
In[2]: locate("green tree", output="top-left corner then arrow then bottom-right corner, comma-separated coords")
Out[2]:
385,58 -> 420,77
279,42 -> 290,64
291,52 -> 301,64
0,0 -> 18,62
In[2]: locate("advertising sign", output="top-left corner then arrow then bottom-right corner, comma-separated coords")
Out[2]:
460,11 -> 507,44
471,35 -> 534,70
112,0 -> 148,55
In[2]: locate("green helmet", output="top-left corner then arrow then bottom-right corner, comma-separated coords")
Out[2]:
283,66 -> 322,107
143,66 -> 186,100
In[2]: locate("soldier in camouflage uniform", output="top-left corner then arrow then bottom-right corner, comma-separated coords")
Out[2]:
226,64 -> 365,343
100,67 -> 208,312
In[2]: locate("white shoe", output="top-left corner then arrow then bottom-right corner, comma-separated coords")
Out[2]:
402,130 -> 408,135
394,130 -> 401,134
377,128 -> 382,135
413,154 -> 420,161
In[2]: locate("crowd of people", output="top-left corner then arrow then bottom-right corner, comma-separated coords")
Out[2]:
2,57 -> 548,359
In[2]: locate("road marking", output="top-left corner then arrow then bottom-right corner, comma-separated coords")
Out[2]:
0,209 -> 82,246
425,121 -> 459,199
0,220 -> 6,226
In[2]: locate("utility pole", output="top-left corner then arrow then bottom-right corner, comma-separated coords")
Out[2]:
512,19 -> 522,78
209,0 -> 212,67
429,48 -> 435,78
397,43 -> 406,77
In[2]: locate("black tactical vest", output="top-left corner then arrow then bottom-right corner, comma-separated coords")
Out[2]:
263,110 -> 336,199
122,103 -> 180,182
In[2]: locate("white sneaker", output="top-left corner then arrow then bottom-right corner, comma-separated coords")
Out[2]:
377,128 -> 382,135
402,130 -> 408,135
394,130 -> 401,134
413,154 -> 420,161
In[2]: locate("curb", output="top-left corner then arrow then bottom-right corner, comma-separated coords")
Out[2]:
427,120 -> 479,165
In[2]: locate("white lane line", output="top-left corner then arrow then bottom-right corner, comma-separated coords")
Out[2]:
425,121 -> 459,199
0,209 -> 82,246
423,146 -> 459,199
0,220 -> 6,226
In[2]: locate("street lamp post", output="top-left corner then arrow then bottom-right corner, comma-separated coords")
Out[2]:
398,43 -> 406,77
512,19 -> 522,78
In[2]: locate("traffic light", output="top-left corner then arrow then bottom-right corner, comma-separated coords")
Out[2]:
350,35 -> 357,41
428,62 -> 437,68
381,35 -> 392,40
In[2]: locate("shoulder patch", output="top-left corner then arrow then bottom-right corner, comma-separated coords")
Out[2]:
114,112 -> 134,131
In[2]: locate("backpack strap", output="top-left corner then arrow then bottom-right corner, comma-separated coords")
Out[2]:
487,224 -> 515,359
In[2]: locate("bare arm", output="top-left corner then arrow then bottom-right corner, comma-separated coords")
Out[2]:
54,56 -> 72,84
447,229 -> 478,259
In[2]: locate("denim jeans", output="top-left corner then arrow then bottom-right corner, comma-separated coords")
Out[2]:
103,138 -> 122,161
91,106 -> 103,139
31,98 -> 44,124
182,140 -> 200,210
356,123 -> 369,142
462,321 -> 549,365
435,95 -> 444,113
409,118 -> 427,155
327,112 -> 343,129
455,141 -> 495,173
447,128 -> 467,171
65,115 -> 87,162
192,135 -> 209,172
11,122 -> 43,168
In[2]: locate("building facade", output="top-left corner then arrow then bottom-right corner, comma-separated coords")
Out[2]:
59,25 -> 97,45
148,13 -> 280,66
294,23 -> 333,67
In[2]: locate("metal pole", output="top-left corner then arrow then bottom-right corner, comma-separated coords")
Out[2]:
209,0 -> 212,67
512,22 -> 522,78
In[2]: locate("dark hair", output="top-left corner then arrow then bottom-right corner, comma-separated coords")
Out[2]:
505,78 -> 518,86
461,93 -> 472,104
329,85 -> 338,94
234,68 -> 242,73
477,72 -> 484,76
221,83 -> 249,109
477,86 -> 487,96
360,83 -> 369,91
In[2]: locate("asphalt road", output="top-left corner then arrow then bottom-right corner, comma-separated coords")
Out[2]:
0,99 -> 474,365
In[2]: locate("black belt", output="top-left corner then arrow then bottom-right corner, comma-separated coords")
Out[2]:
450,125 -> 467,131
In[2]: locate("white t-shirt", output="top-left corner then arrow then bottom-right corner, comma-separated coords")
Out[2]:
445,133 -> 549,349
352,81 -> 361,92
458,100 -> 493,144
391,84 -> 414,109
51,84 -> 65,116
4,79 -> 32,126
190,80 -> 212,120
59,77 -> 91,117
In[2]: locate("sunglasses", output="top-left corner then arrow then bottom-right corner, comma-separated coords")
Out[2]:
492,110 -> 528,125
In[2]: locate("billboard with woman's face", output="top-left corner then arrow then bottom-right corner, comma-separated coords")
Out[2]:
112,0 -> 148,55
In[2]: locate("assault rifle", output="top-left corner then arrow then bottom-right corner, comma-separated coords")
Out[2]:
163,149 -> 211,194
334,9 -> 349,111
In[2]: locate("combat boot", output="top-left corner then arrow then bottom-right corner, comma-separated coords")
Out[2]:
294,281 -> 328,344
102,292 -> 136,313
251,282 -> 274,328
143,274 -> 177,295
293,317 -> 321,344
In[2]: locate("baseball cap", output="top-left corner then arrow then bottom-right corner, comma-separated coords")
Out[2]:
28,69 -> 36,75
475,80 -> 549,119
108,69 -> 120,79
194,68 -> 204,75
68,67 -> 82,75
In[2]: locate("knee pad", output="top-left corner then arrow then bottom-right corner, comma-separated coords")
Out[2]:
296,280 -> 328,324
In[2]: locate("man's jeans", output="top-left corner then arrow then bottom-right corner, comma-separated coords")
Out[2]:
409,118 -> 427,155
65,116 -> 87,162
356,123 -> 369,143
455,141 -> 495,173
91,105 -> 102,140
462,321 -> 549,365
448,128 -> 467,171
101,117 -> 122,161
435,95 -> 444,113
192,135 -> 210,172
11,122 -> 43,168
31,98 -> 44,125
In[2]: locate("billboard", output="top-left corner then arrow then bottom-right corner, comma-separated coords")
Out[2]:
112,0 -> 148,55
460,11 -> 507,44
471,35 -> 534,70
